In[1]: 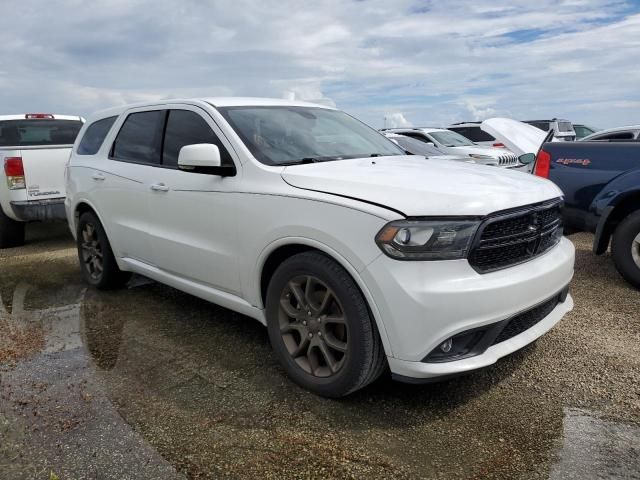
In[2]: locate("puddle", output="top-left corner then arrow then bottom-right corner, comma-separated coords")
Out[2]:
550,408 -> 640,480
1,251 -> 639,479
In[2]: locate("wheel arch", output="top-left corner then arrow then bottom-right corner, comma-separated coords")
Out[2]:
593,190 -> 640,255
256,238 -> 394,357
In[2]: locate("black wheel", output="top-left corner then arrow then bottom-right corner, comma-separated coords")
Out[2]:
266,251 -> 386,397
0,208 -> 25,248
77,211 -> 130,289
612,210 -> 640,289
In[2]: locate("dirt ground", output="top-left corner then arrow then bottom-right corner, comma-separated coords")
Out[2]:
0,224 -> 638,479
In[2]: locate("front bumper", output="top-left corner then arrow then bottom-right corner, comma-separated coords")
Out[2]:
10,198 -> 67,222
362,237 -> 575,379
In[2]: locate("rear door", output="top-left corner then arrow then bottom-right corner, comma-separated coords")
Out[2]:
95,109 -> 165,265
0,118 -> 83,200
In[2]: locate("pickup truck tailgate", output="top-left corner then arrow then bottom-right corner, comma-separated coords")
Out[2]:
20,146 -> 71,200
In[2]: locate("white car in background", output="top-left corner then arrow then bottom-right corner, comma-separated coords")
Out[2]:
381,127 -> 522,169
0,114 -> 84,247
382,132 -> 473,163
65,97 -> 573,397
581,125 -> 640,142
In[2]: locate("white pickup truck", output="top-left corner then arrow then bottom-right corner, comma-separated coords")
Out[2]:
0,114 -> 84,247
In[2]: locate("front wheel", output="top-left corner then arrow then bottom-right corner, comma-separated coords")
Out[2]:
611,210 -> 640,289
77,211 -> 131,289
265,251 -> 386,397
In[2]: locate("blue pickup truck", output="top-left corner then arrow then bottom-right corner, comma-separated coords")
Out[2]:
482,119 -> 640,289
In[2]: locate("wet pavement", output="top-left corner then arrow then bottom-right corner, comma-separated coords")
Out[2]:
1,225 -> 639,479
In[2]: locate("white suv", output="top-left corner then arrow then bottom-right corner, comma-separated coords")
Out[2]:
66,98 -> 575,397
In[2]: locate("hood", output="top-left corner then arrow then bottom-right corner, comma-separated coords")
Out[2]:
281,156 -> 562,217
481,118 -> 547,156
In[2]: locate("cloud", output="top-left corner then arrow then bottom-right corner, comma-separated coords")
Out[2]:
384,113 -> 412,128
0,0 -> 638,129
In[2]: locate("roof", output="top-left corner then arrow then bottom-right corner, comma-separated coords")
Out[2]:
381,127 -> 448,134
588,124 -> 640,134
0,114 -> 83,121
87,97 -> 335,121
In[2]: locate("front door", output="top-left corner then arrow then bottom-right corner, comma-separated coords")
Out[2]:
145,106 -> 242,295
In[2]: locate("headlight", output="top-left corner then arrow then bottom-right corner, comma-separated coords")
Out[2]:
375,219 -> 481,260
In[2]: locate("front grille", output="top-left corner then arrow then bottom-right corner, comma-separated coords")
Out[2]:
468,199 -> 563,273
492,295 -> 561,345
498,153 -> 518,167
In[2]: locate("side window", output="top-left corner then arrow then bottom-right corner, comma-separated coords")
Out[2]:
162,110 -> 233,168
402,132 -> 432,144
111,111 -> 165,164
595,132 -> 634,141
452,127 -> 494,142
77,116 -> 117,155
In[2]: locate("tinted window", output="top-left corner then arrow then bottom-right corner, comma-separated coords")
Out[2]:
593,131 -> 635,141
162,110 -> 232,167
0,120 -> 83,147
112,111 -> 164,164
77,116 -> 117,155
449,126 -> 495,142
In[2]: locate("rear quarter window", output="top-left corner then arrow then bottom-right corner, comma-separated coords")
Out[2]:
77,116 -> 117,155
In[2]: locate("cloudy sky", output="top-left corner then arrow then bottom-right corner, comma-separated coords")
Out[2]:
1,0 -> 639,129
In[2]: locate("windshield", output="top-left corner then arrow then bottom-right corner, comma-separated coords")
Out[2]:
574,125 -> 595,138
217,106 -> 404,165
428,130 -> 474,147
391,135 -> 445,156
0,119 -> 83,147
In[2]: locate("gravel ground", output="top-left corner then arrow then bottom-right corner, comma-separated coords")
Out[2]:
0,225 -> 638,479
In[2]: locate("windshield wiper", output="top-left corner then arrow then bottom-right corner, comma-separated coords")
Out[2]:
278,156 -> 341,166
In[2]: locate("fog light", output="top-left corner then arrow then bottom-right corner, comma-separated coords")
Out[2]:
440,338 -> 453,353
423,330 -> 487,363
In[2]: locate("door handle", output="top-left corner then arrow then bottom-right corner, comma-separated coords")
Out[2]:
150,183 -> 170,192
91,172 -> 106,181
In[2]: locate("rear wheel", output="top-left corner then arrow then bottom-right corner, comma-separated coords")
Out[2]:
266,251 -> 386,397
77,211 -> 130,289
0,208 -> 25,248
611,210 -> 640,289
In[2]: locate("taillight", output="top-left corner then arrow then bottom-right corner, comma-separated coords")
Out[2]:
4,157 -> 26,190
492,143 -> 506,148
534,150 -> 551,178
25,113 -> 54,119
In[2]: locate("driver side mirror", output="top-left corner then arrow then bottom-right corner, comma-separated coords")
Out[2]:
518,153 -> 536,165
178,144 -> 235,176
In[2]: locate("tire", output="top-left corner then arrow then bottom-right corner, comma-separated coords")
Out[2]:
265,251 -> 386,397
0,208 -> 25,248
77,211 -> 130,289
611,210 -> 640,289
